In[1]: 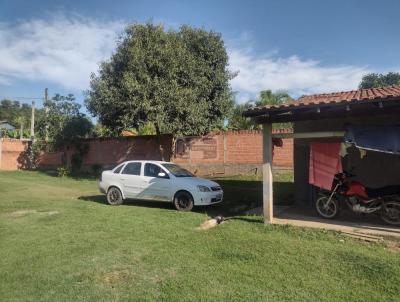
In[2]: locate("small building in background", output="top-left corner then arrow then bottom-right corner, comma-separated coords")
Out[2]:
0,121 -> 16,131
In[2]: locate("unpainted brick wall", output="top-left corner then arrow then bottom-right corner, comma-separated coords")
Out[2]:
1,131 -> 294,173
36,135 -> 173,170
173,130 -> 293,169
0,139 -> 30,170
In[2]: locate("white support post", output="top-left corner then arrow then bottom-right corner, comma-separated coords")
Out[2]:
0,138 -> 2,170
262,123 -> 273,224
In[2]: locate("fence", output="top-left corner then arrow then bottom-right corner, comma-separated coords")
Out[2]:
0,139 -> 31,170
0,130 -> 293,175
36,134 -> 173,170
174,129 -> 293,175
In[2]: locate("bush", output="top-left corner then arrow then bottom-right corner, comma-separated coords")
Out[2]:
91,164 -> 103,177
57,167 -> 70,177
70,153 -> 83,174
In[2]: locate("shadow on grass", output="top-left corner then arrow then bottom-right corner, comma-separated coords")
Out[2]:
228,216 -> 264,224
78,195 -> 175,211
209,178 -> 294,216
78,177 -> 294,218
38,170 -> 100,180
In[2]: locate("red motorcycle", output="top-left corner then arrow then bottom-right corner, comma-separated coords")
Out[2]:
315,172 -> 400,225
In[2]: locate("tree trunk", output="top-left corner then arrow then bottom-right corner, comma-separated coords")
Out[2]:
171,136 -> 177,160
61,146 -> 69,168
154,123 -> 165,161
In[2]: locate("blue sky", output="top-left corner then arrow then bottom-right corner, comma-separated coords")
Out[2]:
0,0 -> 399,110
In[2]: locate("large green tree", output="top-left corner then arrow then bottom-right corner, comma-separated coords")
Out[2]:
36,94 -> 93,171
359,72 -> 400,89
86,23 -> 234,142
36,94 -> 93,149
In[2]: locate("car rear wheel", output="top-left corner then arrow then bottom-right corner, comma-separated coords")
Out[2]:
107,187 -> 123,205
173,191 -> 194,211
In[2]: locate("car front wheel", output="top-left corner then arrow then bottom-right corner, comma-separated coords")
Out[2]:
173,191 -> 194,211
107,187 -> 124,205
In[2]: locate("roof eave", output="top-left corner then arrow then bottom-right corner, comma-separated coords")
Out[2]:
245,97 -> 400,124
243,96 -> 400,118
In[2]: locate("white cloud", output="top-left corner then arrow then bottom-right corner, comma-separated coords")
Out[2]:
228,48 -> 370,102
0,15 -> 125,91
0,15 -> 371,101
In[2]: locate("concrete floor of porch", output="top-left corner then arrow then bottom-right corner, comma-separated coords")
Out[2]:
246,205 -> 400,240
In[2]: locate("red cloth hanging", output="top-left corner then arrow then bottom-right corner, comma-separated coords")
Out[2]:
309,142 -> 342,190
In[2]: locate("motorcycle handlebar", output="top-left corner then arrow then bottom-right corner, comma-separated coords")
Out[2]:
335,171 -> 356,180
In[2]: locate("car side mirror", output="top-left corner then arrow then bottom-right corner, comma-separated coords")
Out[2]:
157,172 -> 166,178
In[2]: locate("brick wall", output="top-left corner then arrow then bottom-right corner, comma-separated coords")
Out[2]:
1,130 -> 293,174
273,136 -> 293,168
36,134 -> 173,170
0,139 -> 30,170
173,130 -> 293,175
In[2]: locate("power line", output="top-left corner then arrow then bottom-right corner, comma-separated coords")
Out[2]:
0,96 -> 43,100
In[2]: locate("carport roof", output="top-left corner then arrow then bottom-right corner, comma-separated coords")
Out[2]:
243,86 -> 400,123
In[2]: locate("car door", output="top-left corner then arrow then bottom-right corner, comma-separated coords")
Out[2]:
138,163 -> 172,201
119,162 -> 142,198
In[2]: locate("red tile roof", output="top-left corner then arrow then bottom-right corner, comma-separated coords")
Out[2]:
295,86 -> 400,106
245,86 -> 400,113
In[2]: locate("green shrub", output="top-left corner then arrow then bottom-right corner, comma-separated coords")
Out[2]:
91,164 -> 103,177
70,153 -> 83,174
57,167 -> 70,177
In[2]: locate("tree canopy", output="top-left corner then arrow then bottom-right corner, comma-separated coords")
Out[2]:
0,99 -> 44,138
86,23 -> 234,137
359,72 -> 400,89
257,90 -> 292,106
228,102 -> 258,130
36,94 -> 93,150
228,90 -> 292,130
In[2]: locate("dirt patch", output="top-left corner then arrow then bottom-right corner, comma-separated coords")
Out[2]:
386,241 -> 400,253
9,210 -> 37,218
101,270 -> 131,286
150,274 -> 164,284
46,211 -> 59,216
9,209 -> 60,218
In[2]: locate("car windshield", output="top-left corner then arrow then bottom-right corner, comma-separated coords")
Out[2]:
162,164 -> 194,177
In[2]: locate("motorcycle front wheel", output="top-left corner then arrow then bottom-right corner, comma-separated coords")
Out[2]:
316,196 -> 339,219
380,201 -> 400,225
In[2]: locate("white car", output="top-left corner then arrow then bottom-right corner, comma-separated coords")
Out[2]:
99,160 -> 223,211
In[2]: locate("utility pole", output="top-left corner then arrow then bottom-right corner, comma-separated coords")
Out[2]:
44,88 -> 49,141
30,100 -> 35,140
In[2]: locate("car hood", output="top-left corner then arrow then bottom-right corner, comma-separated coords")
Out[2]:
175,176 -> 220,188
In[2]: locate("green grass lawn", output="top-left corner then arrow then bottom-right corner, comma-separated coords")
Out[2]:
1,171 -> 399,301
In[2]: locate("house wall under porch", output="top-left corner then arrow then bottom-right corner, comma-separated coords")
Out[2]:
293,114 -> 400,207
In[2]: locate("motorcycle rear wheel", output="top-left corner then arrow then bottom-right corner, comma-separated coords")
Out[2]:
316,196 -> 339,219
380,201 -> 400,225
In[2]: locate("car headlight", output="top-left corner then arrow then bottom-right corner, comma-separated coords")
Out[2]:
197,185 -> 211,192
